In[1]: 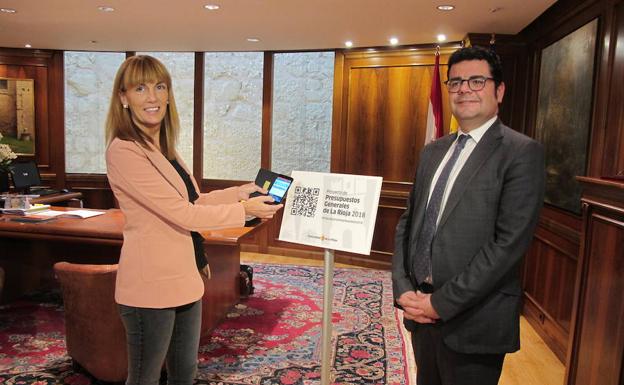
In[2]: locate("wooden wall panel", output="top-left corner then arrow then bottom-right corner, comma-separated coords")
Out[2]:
368,205 -> 403,262
524,240 -> 575,333
523,231 -> 578,361
565,178 -> 624,385
572,218 -> 624,385
65,174 -> 116,209
515,0 -> 624,363
602,1 -> 624,176
344,65 -> 428,181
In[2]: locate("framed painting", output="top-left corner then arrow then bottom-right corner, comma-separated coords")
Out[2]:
535,19 -> 598,214
0,78 -> 36,156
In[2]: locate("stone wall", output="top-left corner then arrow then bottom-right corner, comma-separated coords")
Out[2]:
272,52 -> 334,176
203,52 -> 263,180
64,52 -> 125,173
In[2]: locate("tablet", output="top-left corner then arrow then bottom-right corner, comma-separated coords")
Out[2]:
249,168 -> 293,204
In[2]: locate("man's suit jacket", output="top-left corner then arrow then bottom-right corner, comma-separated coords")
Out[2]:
106,138 -> 245,309
392,120 -> 545,354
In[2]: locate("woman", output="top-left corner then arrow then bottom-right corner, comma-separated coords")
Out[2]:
105,55 -> 281,385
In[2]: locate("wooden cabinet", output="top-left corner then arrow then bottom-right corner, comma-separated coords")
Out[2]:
565,177 -> 624,385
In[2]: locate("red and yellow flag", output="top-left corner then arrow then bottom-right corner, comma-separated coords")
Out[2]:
424,51 -> 444,144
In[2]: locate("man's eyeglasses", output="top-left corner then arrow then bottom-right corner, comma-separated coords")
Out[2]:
444,76 -> 495,93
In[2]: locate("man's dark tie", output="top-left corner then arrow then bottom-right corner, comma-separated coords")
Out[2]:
413,134 -> 470,285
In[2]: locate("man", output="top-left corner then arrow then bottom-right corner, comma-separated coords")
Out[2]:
392,46 -> 545,385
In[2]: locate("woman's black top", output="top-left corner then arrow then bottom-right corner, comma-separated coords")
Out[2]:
169,159 -> 207,271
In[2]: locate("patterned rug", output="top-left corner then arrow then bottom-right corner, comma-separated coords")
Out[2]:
0,263 -> 414,385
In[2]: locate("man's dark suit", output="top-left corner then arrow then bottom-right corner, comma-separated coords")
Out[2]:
392,119 -> 545,355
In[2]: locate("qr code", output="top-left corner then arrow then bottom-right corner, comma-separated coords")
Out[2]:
291,186 -> 320,217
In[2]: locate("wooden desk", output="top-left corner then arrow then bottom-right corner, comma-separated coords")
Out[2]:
0,208 -> 264,335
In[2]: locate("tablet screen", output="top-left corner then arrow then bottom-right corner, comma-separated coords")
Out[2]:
268,176 -> 292,203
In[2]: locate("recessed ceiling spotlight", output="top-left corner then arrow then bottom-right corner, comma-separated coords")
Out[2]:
345,41 -> 353,48
97,6 -> 115,12
437,34 -> 447,42
204,4 -> 220,10
246,37 -> 260,42
24,44 -> 32,48
389,37 -> 399,45
437,5 -> 455,11
0,8 -> 17,13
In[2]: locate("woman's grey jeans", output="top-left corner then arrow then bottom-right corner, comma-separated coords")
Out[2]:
118,299 -> 202,385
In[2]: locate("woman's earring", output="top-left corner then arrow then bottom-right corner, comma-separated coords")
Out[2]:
123,104 -> 128,109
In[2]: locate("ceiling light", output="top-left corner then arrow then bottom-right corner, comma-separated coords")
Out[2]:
389,37 -> 399,45
204,4 -> 220,10
0,8 -> 17,13
437,34 -> 447,42
345,41 -> 353,48
246,37 -> 260,42
97,6 -> 115,12
24,44 -> 32,48
437,5 -> 455,11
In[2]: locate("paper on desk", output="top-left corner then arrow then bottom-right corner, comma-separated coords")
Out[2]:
0,204 -> 51,215
34,209 -> 106,219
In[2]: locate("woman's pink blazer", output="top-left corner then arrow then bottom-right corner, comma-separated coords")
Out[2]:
106,138 -> 245,308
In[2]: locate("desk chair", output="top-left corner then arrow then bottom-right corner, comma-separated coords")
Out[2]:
53,262 -> 127,382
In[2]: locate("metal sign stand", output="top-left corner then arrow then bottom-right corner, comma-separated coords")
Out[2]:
320,248 -> 334,385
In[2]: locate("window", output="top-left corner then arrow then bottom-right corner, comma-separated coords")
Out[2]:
203,52 -> 263,180
64,52 -> 125,174
271,52 -> 334,175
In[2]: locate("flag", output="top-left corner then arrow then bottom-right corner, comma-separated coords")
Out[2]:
449,114 -> 459,134
424,51 -> 444,144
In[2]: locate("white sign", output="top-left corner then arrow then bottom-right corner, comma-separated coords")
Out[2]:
279,171 -> 382,255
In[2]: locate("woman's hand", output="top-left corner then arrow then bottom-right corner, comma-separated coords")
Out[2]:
242,195 -> 283,219
237,182 -> 266,201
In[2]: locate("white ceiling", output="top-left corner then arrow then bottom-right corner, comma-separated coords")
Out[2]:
0,0 -> 557,52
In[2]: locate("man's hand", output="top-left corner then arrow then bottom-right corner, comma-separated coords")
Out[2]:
397,291 -> 438,324
413,291 -> 440,320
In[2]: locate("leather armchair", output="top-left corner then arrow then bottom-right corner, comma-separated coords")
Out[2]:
53,262 -> 226,381
53,262 -> 127,382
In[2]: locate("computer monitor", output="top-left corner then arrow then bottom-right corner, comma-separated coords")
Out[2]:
8,161 -> 42,194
